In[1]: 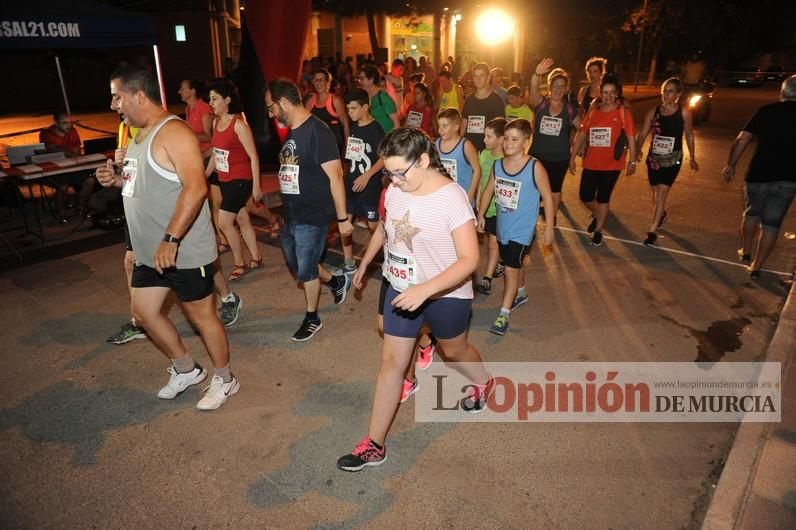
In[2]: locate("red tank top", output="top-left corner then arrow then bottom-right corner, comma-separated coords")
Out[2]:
211,115 -> 252,182
186,99 -> 213,153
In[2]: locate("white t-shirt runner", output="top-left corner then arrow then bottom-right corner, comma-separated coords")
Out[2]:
383,182 -> 475,299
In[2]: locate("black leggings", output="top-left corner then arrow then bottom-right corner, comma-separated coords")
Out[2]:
579,169 -> 621,204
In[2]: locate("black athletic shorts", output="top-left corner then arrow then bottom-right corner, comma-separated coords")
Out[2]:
538,159 -> 569,194
131,262 -> 215,302
219,179 -> 252,213
483,215 -> 497,236
208,171 -> 220,186
498,240 -> 531,269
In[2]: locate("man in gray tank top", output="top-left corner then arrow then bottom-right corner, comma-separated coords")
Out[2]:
96,66 -> 239,410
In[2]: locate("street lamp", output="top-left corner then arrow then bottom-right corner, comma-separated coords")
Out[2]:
475,8 -> 514,45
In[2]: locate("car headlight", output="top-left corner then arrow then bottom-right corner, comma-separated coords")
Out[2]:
689,94 -> 702,107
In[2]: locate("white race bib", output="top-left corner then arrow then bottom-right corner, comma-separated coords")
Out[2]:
441,158 -> 458,182
345,137 -> 365,161
466,115 -> 486,134
406,111 -> 423,128
539,116 -> 563,136
121,158 -> 137,198
385,249 -> 417,292
213,147 -> 230,173
589,127 -> 612,148
651,135 -> 675,155
495,177 -> 521,210
278,164 -> 300,195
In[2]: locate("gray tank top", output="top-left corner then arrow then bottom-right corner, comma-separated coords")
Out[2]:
122,115 -> 217,269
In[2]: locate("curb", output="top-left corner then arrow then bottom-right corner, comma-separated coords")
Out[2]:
701,278 -> 796,529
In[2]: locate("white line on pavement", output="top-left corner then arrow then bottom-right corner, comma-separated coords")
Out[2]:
556,226 -> 793,278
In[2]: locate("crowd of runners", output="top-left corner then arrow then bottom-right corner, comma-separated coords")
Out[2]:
95,54 -> 796,472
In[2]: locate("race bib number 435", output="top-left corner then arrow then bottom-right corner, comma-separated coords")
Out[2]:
386,250 -> 416,292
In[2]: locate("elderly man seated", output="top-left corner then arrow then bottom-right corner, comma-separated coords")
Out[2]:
39,111 -> 96,221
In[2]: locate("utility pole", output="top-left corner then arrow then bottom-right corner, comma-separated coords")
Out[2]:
633,0 -> 649,93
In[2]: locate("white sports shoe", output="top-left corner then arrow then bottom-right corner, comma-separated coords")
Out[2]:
196,375 -> 240,411
157,365 -> 207,399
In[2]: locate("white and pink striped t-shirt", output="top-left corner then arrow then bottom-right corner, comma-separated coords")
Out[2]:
383,181 -> 475,300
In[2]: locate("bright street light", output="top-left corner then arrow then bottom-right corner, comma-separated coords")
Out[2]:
475,8 -> 514,45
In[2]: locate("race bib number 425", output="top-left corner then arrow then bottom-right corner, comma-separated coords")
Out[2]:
278,164 -> 300,195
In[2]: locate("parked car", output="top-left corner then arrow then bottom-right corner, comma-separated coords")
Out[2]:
727,67 -> 762,87
757,66 -> 787,83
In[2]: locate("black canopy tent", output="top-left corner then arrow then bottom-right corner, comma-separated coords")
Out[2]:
0,0 -> 164,114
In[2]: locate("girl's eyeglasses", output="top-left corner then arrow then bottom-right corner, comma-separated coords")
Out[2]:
382,159 -> 417,181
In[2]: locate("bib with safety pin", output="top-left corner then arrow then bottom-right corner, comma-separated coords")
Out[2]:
386,249 -> 417,292
467,115 -> 486,134
539,115 -> 563,136
214,147 -> 230,173
589,127 -> 612,147
345,137 -> 364,161
441,158 -> 458,182
121,158 -> 138,198
278,164 -> 300,195
651,135 -> 675,155
495,176 -> 521,210
406,111 -> 423,128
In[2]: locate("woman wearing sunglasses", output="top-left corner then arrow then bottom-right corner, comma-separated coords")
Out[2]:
337,127 -> 493,472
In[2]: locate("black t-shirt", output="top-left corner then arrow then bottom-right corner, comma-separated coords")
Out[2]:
345,120 -> 385,206
743,101 -> 796,183
462,91 -> 505,151
279,114 -> 340,225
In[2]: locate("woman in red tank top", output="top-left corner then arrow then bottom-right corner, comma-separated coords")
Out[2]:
206,79 -> 265,281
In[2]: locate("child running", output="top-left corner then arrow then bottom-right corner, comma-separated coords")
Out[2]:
340,88 -> 386,273
339,127 -> 493,472
475,117 -> 507,295
435,108 -> 481,204
478,119 -> 555,336
403,82 -> 437,137
505,85 -> 534,123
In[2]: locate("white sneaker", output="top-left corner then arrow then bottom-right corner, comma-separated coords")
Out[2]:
196,375 -> 240,411
157,364 -> 207,399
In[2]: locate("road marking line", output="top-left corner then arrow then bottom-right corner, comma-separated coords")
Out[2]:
556,226 -> 793,277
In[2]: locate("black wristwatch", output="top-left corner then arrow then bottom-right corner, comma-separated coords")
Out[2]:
337,218 -> 349,223
163,234 -> 181,244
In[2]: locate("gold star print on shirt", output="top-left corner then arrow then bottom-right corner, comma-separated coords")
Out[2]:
391,210 -> 421,252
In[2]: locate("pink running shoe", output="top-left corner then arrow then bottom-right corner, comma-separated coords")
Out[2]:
337,436 -> 386,472
463,375 -> 495,414
416,339 -> 436,370
400,377 -> 419,403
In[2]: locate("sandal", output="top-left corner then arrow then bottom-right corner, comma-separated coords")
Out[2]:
228,263 -> 247,282
248,257 -> 266,270
218,242 -> 231,255
268,215 -> 283,235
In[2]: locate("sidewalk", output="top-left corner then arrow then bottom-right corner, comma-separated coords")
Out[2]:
703,279 -> 796,529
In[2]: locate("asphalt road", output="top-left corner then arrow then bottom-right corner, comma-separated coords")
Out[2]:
0,86 -> 793,529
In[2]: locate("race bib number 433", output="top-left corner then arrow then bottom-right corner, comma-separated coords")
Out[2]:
495,177 -> 521,210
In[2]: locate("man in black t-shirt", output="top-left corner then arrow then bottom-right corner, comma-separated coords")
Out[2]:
266,79 -> 354,341
461,62 -> 506,151
722,75 -> 796,279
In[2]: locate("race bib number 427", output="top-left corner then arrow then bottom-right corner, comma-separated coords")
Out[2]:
589,127 -> 612,148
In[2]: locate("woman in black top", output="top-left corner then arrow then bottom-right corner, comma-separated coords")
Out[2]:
636,77 -> 699,246
578,57 -> 607,117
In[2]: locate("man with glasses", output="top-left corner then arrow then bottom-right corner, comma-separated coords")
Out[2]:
265,78 -> 354,341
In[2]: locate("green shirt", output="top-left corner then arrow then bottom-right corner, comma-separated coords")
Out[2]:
370,90 -> 397,134
479,148 -> 502,218
505,103 -> 534,123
